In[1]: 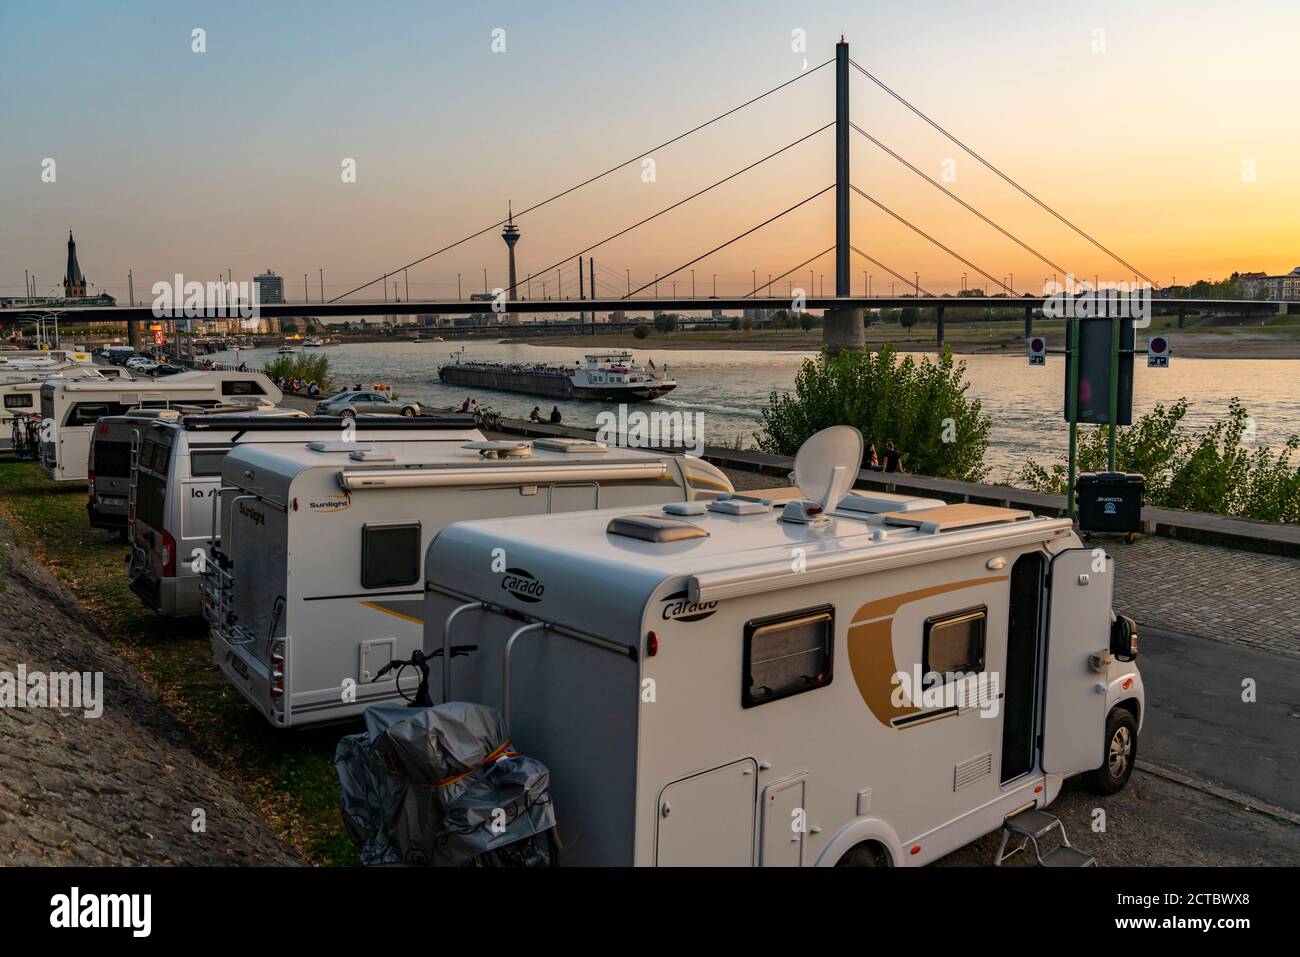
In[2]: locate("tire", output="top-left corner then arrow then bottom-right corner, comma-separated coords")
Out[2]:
340,408 -> 355,419
835,841 -> 888,867
1086,708 -> 1138,795
401,406 -> 416,417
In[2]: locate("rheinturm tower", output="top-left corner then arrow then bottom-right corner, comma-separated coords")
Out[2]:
64,230 -> 87,298
501,203 -> 521,301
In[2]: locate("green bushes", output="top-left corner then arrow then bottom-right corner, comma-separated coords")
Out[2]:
757,345 -> 991,481
264,352 -> 331,388
1020,398 -> 1300,523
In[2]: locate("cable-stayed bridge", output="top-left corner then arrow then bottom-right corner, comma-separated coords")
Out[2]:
7,39 -> 1292,349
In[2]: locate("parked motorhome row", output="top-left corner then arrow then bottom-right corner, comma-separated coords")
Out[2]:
126,413 -> 483,616
410,427 -> 1144,866
40,370 -> 282,482
203,437 -> 734,727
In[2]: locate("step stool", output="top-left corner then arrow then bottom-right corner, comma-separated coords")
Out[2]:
993,809 -> 1096,867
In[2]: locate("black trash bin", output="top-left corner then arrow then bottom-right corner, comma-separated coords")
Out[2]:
1074,471 -> 1145,533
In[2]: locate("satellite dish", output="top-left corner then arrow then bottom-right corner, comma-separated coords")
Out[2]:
793,426 -> 863,511
462,440 -> 532,459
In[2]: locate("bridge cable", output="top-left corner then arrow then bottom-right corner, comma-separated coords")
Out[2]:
850,184 -> 1013,294
625,186 -> 835,298
742,246 -> 835,298
504,123 -> 834,297
330,59 -> 835,302
848,122 -> 1072,280
849,245 -> 936,297
848,58 -> 1159,288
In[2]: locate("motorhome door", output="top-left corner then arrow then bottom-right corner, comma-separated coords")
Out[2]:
1041,548 -> 1111,774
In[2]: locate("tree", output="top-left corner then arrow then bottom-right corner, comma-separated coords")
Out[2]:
742,317 -> 754,332
653,313 -> 678,333
633,324 -> 649,339
798,313 -> 815,332
899,306 -> 919,328
757,345 -> 990,481
729,317 -> 742,331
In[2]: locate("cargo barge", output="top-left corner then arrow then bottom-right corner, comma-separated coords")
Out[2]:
438,351 -> 676,401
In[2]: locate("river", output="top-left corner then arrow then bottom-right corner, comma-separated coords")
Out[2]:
211,341 -> 1299,482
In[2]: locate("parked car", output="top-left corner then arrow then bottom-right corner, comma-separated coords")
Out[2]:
148,364 -> 185,376
313,390 -> 420,417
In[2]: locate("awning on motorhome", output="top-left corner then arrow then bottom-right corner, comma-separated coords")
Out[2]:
336,461 -> 669,490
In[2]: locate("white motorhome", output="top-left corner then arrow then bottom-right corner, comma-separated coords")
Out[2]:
419,428 -> 1143,866
205,438 -> 733,728
128,414 -> 482,617
38,370 -> 282,482
2,368 -> 133,450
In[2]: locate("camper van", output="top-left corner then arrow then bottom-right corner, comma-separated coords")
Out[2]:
88,403 -> 286,535
205,438 -> 734,728
417,427 -> 1143,866
1,368 -> 132,451
39,370 -> 282,482
128,414 -> 482,617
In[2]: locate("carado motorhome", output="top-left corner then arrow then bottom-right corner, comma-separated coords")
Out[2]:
418,427 -> 1143,866
1,368 -> 131,450
205,437 -> 733,728
39,371 -> 282,481
128,414 -> 480,617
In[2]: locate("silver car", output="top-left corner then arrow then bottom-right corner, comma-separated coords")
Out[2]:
314,390 -> 420,417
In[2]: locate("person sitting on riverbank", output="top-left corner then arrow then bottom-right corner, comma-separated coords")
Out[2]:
863,442 -> 881,471
460,397 -> 471,413
550,406 -> 562,424
529,406 -> 543,423
883,441 -> 905,474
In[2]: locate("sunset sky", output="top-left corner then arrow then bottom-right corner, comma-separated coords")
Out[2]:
2,0 -> 1297,303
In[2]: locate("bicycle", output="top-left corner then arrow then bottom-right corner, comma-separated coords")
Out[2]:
474,406 -> 504,432
9,413 -> 43,461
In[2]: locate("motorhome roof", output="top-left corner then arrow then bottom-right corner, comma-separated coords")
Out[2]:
182,413 -> 476,432
426,496 -> 1074,635
224,438 -> 683,496
40,370 -> 256,393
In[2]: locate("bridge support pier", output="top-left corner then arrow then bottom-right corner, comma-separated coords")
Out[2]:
1024,306 -> 1033,338
936,306 -> 945,345
823,307 -> 864,354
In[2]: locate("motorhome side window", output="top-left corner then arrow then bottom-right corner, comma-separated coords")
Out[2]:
361,523 -> 422,588
3,394 -> 33,409
67,402 -> 111,426
922,607 -> 987,686
742,605 -> 834,708
222,381 -> 266,396
190,450 -> 227,476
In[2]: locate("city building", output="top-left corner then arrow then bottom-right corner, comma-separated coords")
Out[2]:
1239,267 -> 1300,300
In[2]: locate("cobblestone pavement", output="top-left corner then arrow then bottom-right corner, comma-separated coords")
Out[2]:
723,468 -> 1300,659
0,528 -> 301,866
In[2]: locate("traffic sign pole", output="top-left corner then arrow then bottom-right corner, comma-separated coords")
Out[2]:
1067,317 -> 1079,521
1108,316 -> 1120,472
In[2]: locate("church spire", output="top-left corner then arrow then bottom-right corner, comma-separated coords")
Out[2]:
65,230 -> 86,298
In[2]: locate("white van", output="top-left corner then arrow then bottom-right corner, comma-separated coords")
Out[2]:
38,371 -> 282,482
204,438 -> 733,728
128,414 -> 479,617
419,428 -> 1144,866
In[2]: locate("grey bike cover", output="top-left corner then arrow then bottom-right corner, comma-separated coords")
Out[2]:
336,701 -> 556,865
